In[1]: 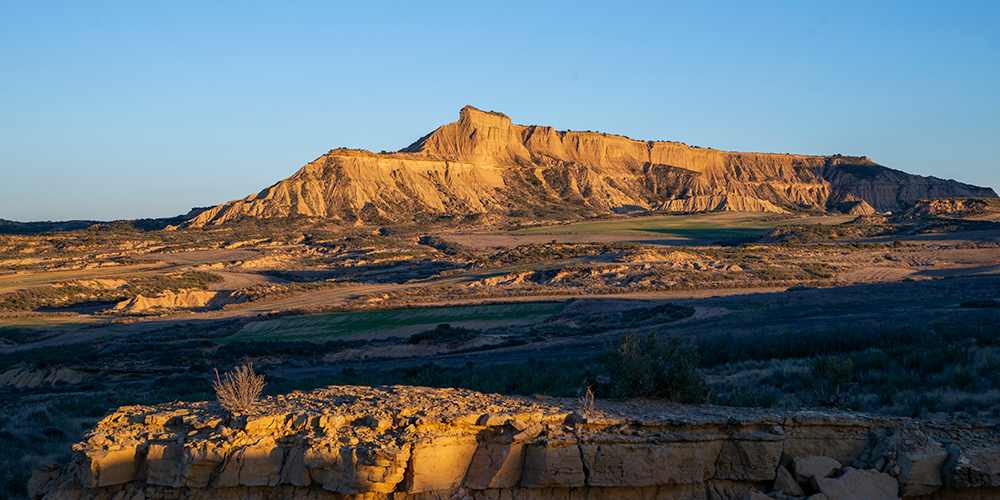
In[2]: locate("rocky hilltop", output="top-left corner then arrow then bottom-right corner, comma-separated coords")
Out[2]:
187,107 -> 996,226
29,385 -> 1000,500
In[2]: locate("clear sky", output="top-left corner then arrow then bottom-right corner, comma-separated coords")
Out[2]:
2,1 -> 998,222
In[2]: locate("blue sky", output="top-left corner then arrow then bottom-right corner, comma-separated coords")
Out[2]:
2,1 -> 998,221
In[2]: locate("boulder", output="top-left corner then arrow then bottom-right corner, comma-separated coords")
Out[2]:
814,469 -> 898,500
943,446 -> 1000,488
793,456 -> 842,485
772,464 -> 804,496
895,442 -> 948,496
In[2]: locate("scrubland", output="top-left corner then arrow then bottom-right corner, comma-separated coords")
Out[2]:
2,210 -> 1000,498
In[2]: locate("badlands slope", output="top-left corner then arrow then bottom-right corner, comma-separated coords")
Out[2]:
188,106 -> 996,226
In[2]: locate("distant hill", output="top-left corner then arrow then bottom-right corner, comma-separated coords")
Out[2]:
0,219 -> 101,235
0,208 -> 210,235
186,106 -> 997,226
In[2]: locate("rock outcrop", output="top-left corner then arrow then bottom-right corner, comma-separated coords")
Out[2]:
0,367 -> 91,388
109,289 -> 231,314
31,385 -> 1000,500
186,107 -> 996,226
903,198 -> 1000,218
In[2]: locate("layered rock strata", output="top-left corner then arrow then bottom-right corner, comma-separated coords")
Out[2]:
110,289 -> 229,314
31,385 -> 1000,500
187,107 -> 995,226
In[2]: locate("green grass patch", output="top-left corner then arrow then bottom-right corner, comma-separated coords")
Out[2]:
506,213 -> 854,239
227,303 -> 564,343
0,316 -> 92,330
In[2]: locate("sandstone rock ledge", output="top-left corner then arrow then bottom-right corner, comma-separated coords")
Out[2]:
30,385 -> 1000,500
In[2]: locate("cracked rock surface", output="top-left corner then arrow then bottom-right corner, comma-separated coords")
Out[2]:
29,385 -> 1000,500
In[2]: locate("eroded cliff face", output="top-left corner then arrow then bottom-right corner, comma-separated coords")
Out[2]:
186,149 -> 509,227
186,107 -> 995,226
31,385 -> 1000,500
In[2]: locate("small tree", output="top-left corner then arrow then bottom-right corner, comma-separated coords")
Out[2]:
605,333 -> 708,403
213,363 -> 266,413
810,356 -> 855,408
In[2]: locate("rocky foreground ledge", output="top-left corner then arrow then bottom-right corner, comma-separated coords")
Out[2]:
29,385 -> 1000,500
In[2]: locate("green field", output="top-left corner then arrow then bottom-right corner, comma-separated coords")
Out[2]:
0,315 -> 93,330
227,302 -> 565,343
511,212 -> 855,239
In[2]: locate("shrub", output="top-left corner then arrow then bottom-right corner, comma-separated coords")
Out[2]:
213,364 -> 266,413
407,324 -> 477,345
809,356 -> 855,407
604,334 -> 708,403
417,235 -> 468,256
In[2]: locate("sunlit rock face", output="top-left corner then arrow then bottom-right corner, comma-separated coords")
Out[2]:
186,107 -> 996,226
29,385 -> 1000,500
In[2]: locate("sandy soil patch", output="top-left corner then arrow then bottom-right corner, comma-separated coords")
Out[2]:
832,246 -> 1000,283
691,306 -> 732,320
835,267 -> 921,283
206,271 -> 286,291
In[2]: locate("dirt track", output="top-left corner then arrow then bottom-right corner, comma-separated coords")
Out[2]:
207,271 -> 286,291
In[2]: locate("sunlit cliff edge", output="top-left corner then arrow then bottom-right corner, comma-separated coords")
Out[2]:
184,106 -> 996,227
29,385 -> 1000,500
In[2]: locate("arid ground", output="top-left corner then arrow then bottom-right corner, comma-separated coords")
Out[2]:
2,210 -> 1000,495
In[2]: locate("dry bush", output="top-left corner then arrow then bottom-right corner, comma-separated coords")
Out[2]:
577,384 -> 595,414
213,364 -> 266,413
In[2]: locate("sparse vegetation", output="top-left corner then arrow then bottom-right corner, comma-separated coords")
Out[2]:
407,324 -> 477,345
700,318 -> 1000,417
417,235 -> 470,256
213,364 -> 266,413
809,356 -> 856,408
